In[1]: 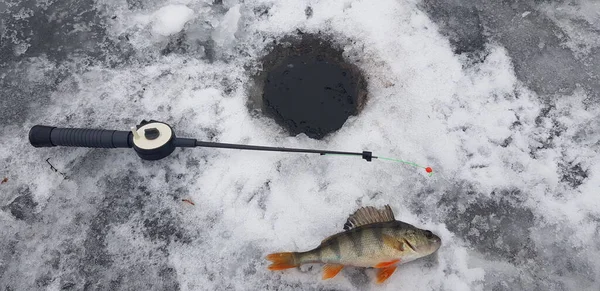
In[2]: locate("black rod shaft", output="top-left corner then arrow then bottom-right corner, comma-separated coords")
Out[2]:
195,140 -> 364,156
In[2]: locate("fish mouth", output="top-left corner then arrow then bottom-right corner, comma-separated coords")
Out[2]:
422,230 -> 441,253
423,232 -> 441,254
429,235 -> 442,252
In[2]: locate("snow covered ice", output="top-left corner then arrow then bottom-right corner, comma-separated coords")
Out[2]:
150,5 -> 196,37
1,0 -> 600,290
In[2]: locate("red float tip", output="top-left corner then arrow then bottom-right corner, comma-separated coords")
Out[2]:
425,167 -> 433,173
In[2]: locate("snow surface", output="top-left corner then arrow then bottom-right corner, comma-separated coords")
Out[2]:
1,0 -> 599,290
151,5 -> 196,37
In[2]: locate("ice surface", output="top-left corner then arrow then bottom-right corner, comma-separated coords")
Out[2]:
211,4 -> 241,48
151,5 -> 196,37
1,0 -> 600,290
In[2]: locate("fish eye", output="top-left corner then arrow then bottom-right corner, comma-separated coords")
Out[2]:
424,230 -> 434,239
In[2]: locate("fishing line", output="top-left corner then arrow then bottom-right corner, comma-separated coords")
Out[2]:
323,153 -> 433,176
375,156 -> 434,176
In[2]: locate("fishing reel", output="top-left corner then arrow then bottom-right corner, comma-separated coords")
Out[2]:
29,120 -> 196,160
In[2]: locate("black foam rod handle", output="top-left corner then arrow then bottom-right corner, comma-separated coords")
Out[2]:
29,125 -> 132,148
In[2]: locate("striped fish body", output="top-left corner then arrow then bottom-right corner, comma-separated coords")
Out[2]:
267,205 -> 441,284
298,221 -> 428,268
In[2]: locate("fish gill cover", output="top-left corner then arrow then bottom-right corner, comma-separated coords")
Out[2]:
1,0 -> 600,290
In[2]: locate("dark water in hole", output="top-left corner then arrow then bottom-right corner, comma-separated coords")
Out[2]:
256,34 -> 367,140
263,54 -> 361,139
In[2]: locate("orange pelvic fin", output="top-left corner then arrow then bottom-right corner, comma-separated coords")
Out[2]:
266,252 -> 298,270
374,259 -> 400,269
376,266 -> 397,284
322,264 -> 344,279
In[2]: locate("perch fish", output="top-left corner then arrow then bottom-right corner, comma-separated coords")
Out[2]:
266,205 -> 441,284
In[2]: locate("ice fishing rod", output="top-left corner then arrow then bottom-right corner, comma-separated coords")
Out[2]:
28,120 -> 433,173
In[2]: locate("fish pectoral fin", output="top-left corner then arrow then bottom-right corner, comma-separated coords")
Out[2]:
402,237 -> 417,252
382,234 -> 404,251
376,266 -> 397,284
374,259 -> 400,268
322,264 -> 344,280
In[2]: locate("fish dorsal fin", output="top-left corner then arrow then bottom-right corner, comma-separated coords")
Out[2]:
343,205 -> 396,230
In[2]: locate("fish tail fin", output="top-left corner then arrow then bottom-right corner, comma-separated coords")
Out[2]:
266,252 -> 299,270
